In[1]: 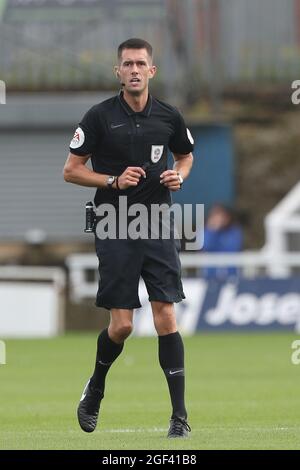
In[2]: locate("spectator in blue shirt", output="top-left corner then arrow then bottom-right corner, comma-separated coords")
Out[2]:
202,204 -> 243,279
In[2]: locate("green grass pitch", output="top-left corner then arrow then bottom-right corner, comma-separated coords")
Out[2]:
0,332 -> 300,450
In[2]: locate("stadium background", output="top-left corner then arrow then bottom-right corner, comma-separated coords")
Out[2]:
1,0 -> 300,450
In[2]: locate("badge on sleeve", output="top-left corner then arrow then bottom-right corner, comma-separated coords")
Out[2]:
151,145 -> 164,163
70,127 -> 85,149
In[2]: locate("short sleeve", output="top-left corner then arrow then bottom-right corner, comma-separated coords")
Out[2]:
69,105 -> 101,156
168,109 -> 194,154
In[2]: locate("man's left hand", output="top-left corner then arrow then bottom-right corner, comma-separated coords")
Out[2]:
160,170 -> 182,191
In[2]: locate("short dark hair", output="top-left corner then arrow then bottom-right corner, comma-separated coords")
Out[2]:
118,38 -> 153,61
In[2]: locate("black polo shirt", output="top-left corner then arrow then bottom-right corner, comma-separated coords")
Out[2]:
69,91 -> 194,207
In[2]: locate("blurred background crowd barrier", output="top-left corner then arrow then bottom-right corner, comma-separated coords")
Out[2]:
0,0 -> 300,337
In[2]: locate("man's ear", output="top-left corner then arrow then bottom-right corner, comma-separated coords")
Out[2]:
149,65 -> 157,80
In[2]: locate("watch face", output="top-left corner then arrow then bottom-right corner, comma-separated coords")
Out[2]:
107,176 -> 115,185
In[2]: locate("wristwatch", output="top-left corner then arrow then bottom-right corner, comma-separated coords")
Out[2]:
177,172 -> 184,187
107,175 -> 116,188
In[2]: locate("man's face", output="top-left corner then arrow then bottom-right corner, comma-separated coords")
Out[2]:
115,48 -> 156,96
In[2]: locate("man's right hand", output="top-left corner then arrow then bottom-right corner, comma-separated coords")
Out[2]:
117,167 -> 146,190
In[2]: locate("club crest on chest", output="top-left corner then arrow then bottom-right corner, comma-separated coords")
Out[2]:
151,145 -> 164,163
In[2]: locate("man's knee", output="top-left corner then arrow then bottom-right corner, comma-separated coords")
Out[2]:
109,308 -> 134,342
116,322 -> 133,339
109,321 -> 133,342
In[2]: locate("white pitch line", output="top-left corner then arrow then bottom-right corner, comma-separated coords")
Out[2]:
103,426 -> 300,433
104,428 -> 166,433
1,426 -> 299,436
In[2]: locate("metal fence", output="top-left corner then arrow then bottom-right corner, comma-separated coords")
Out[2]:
0,0 -> 300,96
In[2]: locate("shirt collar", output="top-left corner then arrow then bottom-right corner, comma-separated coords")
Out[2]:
118,90 -> 152,117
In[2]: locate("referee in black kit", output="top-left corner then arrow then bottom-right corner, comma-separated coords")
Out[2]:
63,38 -> 194,438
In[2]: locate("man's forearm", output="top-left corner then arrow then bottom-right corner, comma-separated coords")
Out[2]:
173,154 -> 193,180
64,164 -> 110,188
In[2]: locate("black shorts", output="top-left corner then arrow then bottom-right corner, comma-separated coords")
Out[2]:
95,235 -> 185,310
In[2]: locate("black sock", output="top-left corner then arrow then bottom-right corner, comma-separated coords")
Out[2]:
90,328 -> 124,393
158,331 -> 187,419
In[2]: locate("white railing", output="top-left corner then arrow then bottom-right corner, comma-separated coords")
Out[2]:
66,251 -> 300,303
0,266 -> 66,290
264,181 -> 300,277
66,254 -> 98,303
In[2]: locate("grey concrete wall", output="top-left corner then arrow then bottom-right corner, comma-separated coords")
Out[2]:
0,93 -> 111,241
